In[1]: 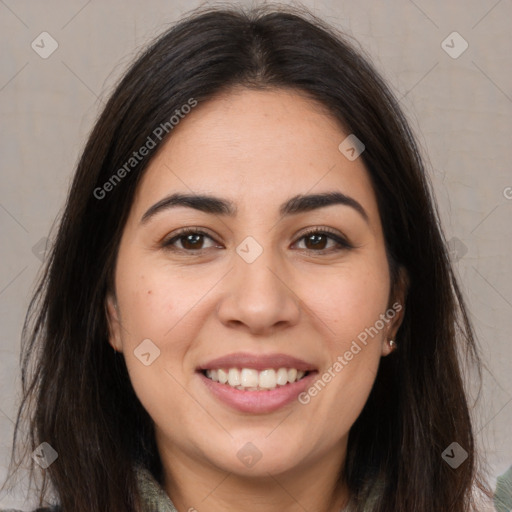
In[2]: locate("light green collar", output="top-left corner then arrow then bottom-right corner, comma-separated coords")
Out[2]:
134,465 -> 375,511
494,465 -> 512,512
135,466 -> 178,512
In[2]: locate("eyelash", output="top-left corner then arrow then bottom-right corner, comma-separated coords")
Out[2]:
161,227 -> 353,255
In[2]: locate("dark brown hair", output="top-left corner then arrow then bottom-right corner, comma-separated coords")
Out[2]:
3,3 -> 490,511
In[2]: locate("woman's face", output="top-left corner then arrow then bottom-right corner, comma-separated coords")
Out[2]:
107,87 -> 405,479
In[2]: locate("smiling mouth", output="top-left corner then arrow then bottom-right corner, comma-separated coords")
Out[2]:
201,367 -> 311,391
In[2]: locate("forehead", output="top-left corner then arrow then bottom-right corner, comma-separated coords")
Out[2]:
131,87 -> 379,221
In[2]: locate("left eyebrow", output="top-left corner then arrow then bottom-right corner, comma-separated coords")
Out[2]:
140,191 -> 369,225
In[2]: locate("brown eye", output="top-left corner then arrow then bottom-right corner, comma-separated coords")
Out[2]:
179,233 -> 207,250
162,229 -> 220,252
161,227 -> 352,255
294,228 -> 352,253
302,232 -> 330,250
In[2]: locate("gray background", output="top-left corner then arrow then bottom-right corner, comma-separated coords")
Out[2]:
1,0 -> 511,508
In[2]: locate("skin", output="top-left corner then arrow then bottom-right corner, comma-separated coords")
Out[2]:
106,87 -> 407,512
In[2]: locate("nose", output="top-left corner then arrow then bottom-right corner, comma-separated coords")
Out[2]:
216,246 -> 301,336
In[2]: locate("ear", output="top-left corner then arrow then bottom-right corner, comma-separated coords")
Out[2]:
381,266 -> 409,357
105,292 -> 123,353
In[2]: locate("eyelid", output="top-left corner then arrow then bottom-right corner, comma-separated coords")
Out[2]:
161,227 -> 220,249
161,226 -> 353,253
293,226 -> 353,251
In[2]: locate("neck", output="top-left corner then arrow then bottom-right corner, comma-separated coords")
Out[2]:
158,439 -> 350,512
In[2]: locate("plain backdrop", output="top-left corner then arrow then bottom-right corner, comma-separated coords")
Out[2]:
1,0 -> 511,509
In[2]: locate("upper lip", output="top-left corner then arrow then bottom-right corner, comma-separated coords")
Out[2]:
198,352 -> 317,372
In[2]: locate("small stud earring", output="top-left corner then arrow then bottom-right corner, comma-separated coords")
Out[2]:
388,339 -> 397,351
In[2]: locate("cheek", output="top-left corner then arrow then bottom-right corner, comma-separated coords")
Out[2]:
304,258 -> 391,345
296,254 -> 390,431
115,262 -> 195,344
114,267 -> 196,425
114,258 -> 214,398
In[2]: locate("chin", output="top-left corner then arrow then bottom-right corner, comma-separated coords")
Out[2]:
204,436 -> 309,477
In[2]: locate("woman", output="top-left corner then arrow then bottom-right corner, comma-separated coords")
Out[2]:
1,4 -> 493,511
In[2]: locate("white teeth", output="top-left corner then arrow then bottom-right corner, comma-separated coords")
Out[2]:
241,368 -> 259,388
218,368 -> 228,384
228,368 -> 241,387
204,367 -> 309,390
287,368 -> 297,383
276,368 -> 288,385
259,369 -> 276,389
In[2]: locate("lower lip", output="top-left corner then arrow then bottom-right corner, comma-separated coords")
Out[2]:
198,371 -> 318,413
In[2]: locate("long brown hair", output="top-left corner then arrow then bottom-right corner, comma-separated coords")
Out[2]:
3,4 -> 490,511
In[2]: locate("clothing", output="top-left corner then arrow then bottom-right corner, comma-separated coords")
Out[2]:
136,466 -> 177,512
2,466 -> 497,511
1,465 -> 360,511
0,468 -> 177,512
134,466 -> 365,511
135,466 -> 356,511
494,465 -> 512,512
2,466 -> 361,512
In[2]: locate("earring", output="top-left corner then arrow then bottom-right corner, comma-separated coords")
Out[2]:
388,339 -> 397,351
